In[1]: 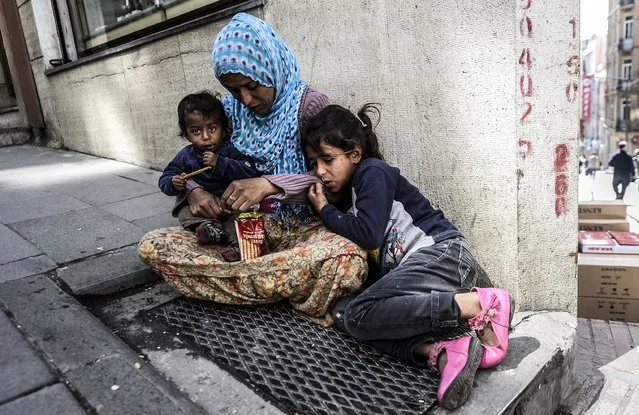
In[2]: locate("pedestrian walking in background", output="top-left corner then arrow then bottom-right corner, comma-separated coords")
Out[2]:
586,152 -> 600,180
608,141 -> 635,200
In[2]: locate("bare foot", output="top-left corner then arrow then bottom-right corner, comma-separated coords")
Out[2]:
415,343 -> 448,372
476,325 -> 499,347
437,350 -> 448,372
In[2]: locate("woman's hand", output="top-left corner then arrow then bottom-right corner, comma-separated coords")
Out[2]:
308,183 -> 328,213
187,188 -> 229,218
221,177 -> 279,211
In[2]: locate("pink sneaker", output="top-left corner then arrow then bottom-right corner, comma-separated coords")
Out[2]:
428,336 -> 483,410
467,287 -> 514,369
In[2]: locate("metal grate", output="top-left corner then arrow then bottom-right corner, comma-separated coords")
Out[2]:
152,298 -> 445,415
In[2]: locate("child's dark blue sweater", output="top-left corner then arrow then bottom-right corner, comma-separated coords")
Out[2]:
319,158 -> 461,279
158,141 -> 259,197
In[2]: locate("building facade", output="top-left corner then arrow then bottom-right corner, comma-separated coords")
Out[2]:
0,0 -> 580,313
582,34 -> 607,161
605,0 -> 638,161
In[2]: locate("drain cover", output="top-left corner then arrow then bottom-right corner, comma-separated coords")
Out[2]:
152,298 -> 444,415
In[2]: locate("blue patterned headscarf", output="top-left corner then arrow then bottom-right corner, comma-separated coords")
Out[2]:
212,13 -> 307,176
212,13 -> 313,225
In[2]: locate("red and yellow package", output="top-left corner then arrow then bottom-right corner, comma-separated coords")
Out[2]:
234,212 -> 268,261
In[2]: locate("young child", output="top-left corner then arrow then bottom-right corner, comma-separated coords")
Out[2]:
302,104 -> 513,410
159,91 -> 259,252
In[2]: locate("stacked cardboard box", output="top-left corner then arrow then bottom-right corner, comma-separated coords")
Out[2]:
577,201 -> 638,322
578,254 -> 639,321
578,200 -> 628,231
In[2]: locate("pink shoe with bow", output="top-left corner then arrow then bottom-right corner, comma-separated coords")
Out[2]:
467,287 -> 514,369
428,335 -> 483,410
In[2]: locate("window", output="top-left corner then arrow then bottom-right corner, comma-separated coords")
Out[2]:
625,16 -> 634,39
64,0 -> 250,56
623,99 -> 632,120
623,59 -> 632,79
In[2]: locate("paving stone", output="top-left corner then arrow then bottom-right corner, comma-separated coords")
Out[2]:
117,167 -> 162,187
0,275 -> 134,373
0,383 -> 85,415
0,146 -> 144,191
629,323 -> 639,347
0,255 -> 57,283
623,388 -> 639,414
0,187 -> 90,224
0,224 -> 41,265
145,348 -> 284,415
10,208 -> 144,264
94,282 -> 182,324
132,211 -> 179,233
0,275 -> 209,414
586,377 -> 632,415
0,311 -> 55,403
100,193 -> 173,221
66,355 -> 206,415
610,321 -> 634,358
58,245 -> 159,295
51,175 -> 159,206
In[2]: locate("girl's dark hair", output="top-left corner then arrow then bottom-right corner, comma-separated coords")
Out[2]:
177,91 -> 228,138
301,103 -> 383,160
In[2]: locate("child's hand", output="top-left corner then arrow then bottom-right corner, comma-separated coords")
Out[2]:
308,183 -> 329,213
203,152 -> 217,168
172,174 -> 186,191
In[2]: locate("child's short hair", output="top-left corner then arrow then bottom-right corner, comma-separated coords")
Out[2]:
177,91 -> 228,138
302,104 -> 383,160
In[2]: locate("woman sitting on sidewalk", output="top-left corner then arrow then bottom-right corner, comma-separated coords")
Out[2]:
138,13 -> 367,324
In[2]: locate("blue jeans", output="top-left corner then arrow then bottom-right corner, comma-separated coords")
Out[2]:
332,237 -> 478,365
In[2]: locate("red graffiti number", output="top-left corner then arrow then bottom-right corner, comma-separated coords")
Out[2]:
520,17 -> 533,37
569,18 -> 576,39
566,55 -> 580,76
565,82 -> 579,103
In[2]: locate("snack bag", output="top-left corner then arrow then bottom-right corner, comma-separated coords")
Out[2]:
234,212 -> 268,260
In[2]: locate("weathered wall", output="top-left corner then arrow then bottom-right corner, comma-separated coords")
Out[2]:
23,1 -> 579,312
268,0 -> 579,312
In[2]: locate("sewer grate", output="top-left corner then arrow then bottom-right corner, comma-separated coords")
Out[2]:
151,298 -> 459,415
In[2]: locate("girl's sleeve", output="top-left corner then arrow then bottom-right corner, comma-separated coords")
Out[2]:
319,165 -> 395,250
264,173 -> 322,204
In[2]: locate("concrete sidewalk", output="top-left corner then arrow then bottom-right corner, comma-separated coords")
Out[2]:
0,145 -> 272,414
0,145 -> 201,413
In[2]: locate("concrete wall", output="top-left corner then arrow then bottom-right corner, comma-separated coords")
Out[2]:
23,0 -> 580,312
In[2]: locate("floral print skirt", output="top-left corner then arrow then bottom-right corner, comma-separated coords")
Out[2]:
138,218 -> 368,326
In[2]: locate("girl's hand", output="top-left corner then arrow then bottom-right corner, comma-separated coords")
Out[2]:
308,183 -> 328,213
222,177 -> 280,211
172,174 -> 186,191
203,152 -> 217,167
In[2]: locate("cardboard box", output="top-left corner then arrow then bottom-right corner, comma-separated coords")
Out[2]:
579,231 -> 639,254
578,200 -> 627,219
578,297 -> 639,322
578,219 -> 629,232
578,254 -> 639,298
